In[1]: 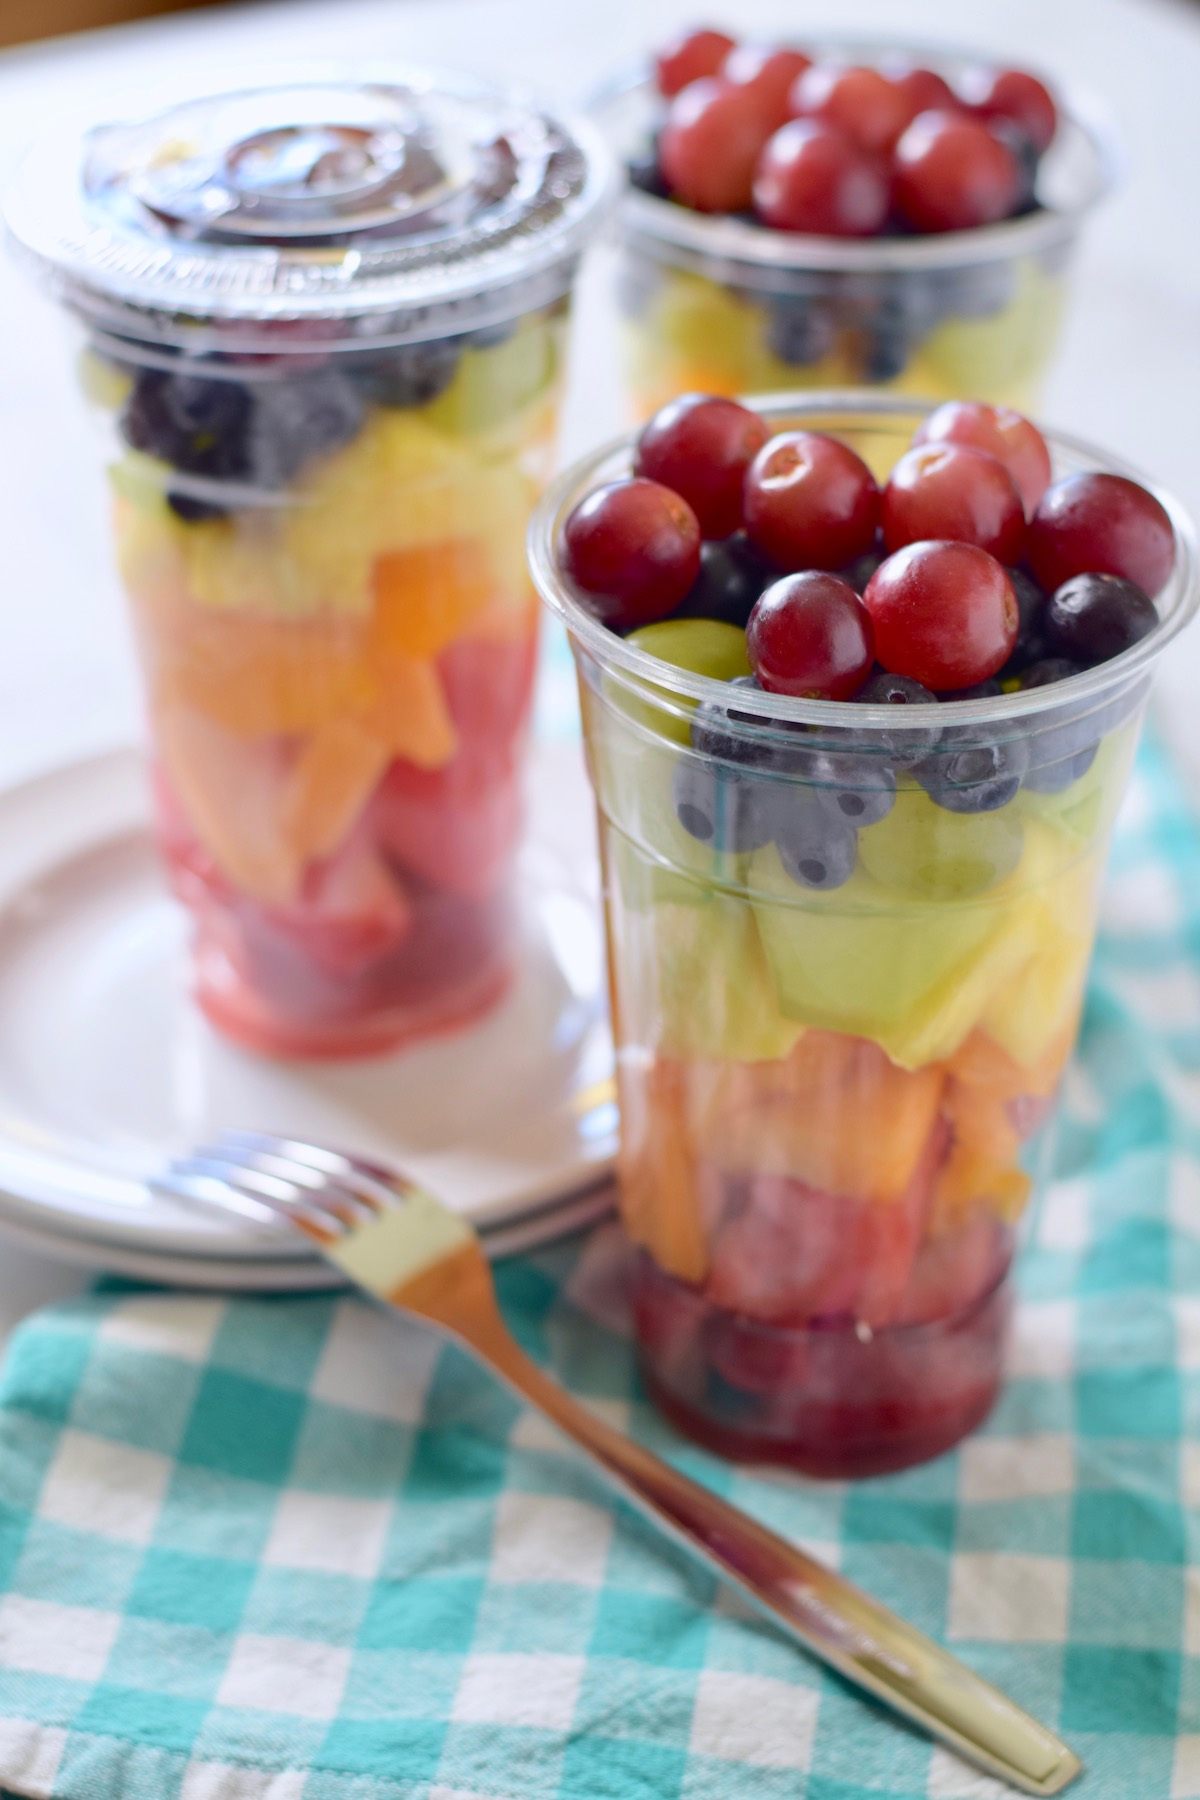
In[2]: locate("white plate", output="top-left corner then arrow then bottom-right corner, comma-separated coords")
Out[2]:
0,746 -> 616,1269
0,1181 -> 616,1290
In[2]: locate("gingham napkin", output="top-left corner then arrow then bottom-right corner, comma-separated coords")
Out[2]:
1,729 -> 1199,1800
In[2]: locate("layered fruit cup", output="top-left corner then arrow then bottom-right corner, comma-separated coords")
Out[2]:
596,34 -> 1112,418
88,309 -> 563,1057
7,73 -> 613,1057
529,394 -> 1196,1477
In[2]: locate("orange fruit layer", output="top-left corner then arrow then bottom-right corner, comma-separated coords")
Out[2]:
618,1058 -> 710,1285
698,1031 -> 947,1206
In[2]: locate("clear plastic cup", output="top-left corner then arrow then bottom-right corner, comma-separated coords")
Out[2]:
529,393 -> 1198,1477
594,43 -> 1113,419
6,72 -> 614,1057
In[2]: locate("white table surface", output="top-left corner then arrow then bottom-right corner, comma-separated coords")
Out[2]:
0,0 -> 1198,1340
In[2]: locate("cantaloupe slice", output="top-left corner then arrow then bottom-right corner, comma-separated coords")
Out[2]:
370,538 -> 503,661
154,703 -> 301,904
930,1141 -> 1032,1232
361,654 -> 458,770
698,1029 -> 946,1206
617,1058 -> 709,1286
282,716 -> 392,865
159,614 -> 377,738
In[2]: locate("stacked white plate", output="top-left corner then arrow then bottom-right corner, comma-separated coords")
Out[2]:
0,743 -> 616,1289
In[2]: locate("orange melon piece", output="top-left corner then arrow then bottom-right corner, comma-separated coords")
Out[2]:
618,1059 -> 709,1285
370,539 -> 504,661
700,1030 -> 946,1205
160,613 -> 376,739
944,1080 -> 1021,1166
947,1025 -> 1075,1102
154,703 -> 301,904
360,654 -> 458,769
282,716 -> 392,865
930,1141 -> 1032,1232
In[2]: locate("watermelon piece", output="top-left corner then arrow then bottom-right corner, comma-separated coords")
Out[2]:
894,1211 -> 1011,1328
263,836 -> 413,981
368,627 -> 536,897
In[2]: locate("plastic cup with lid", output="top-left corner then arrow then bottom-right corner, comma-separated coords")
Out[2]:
6,67 -> 616,1057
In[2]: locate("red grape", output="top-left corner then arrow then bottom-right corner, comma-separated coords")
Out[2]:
722,44 -> 812,129
789,62 -> 914,155
659,78 -> 777,212
962,66 -> 1057,154
882,61 -> 959,118
635,394 -> 769,539
1027,472 -> 1176,597
747,572 -> 875,699
913,400 -> 1052,515
893,110 -> 1020,232
744,431 -> 881,571
882,444 -> 1026,562
563,478 -> 701,630
656,27 -> 737,98
753,121 -> 890,236
863,541 -> 1019,690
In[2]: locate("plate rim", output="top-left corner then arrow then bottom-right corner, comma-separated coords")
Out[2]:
0,743 -> 615,1260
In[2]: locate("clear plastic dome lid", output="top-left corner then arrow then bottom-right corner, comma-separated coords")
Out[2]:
5,67 -> 616,350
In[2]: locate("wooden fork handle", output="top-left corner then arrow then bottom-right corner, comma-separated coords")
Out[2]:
448,1307 -> 1080,1797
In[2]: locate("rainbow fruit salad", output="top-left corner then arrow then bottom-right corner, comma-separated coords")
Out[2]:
532,392 -> 1192,1475
7,73 -> 613,1055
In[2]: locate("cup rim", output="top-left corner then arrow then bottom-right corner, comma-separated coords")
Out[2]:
592,38 -> 1118,275
527,390 -> 1200,734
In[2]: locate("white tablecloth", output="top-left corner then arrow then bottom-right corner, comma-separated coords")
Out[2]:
0,0 -> 1198,1336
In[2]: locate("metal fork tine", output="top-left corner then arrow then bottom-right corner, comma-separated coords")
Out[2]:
169,1157 -> 349,1242
193,1144 -> 377,1229
151,1168 -> 284,1230
215,1130 -> 408,1210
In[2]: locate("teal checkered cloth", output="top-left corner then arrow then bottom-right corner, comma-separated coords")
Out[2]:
0,730 -> 1199,1800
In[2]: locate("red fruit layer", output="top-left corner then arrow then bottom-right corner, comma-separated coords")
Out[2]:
636,1250 -> 1012,1478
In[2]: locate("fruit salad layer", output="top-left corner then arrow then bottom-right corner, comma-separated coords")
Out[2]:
618,30 -> 1093,413
94,306 -> 565,1056
558,394 -> 1172,1472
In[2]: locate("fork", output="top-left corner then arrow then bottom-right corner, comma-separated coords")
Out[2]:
157,1130 -> 1081,1797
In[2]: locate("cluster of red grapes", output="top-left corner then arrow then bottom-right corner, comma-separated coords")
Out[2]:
562,394 -> 1172,699
633,26 -> 1058,235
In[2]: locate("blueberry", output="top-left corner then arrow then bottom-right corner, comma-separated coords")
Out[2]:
862,320 -> 910,381
167,492 -> 227,523
795,748 -> 896,826
348,339 -> 461,409
627,140 -> 670,198
838,547 -> 885,594
689,677 -> 801,769
247,371 -> 365,488
847,669 -> 942,765
1000,567 -> 1050,674
468,320 -> 517,350
672,757 -> 774,853
915,729 -> 1029,813
121,369 -> 253,478
987,120 -> 1041,211
1017,660 -> 1103,792
771,796 -> 858,890
764,298 -> 837,368
1019,657 -> 1084,689
1023,741 -> 1098,794
939,261 -> 1017,321
1045,572 -> 1158,665
939,677 -> 1005,703
677,535 -> 775,628
858,274 -> 947,379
